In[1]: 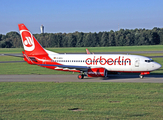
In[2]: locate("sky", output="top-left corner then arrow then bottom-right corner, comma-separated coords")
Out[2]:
0,0 -> 163,34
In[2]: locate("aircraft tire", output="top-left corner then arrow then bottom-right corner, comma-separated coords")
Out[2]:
78,74 -> 84,79
139,75 -> 144,79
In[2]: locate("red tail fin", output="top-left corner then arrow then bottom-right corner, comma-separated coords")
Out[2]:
18,24 -> 47,56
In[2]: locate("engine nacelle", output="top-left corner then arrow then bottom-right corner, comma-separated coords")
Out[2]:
87,68 -> 107,77
141,71 -> 150,75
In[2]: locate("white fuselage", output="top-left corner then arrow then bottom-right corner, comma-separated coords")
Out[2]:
48,54 -> 161,72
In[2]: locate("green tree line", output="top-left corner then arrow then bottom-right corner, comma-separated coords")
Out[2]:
0,27 -> 163,48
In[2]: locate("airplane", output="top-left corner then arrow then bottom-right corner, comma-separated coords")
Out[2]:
18,23 -> 161,79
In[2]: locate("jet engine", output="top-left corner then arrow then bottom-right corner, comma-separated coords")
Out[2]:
87,68 -> 107,77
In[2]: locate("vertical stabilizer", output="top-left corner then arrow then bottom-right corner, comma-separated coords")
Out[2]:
18,24 -> 47,56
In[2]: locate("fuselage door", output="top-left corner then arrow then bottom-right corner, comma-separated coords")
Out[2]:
135,58 -> 139,67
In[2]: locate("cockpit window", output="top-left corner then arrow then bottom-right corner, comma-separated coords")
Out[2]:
145,60 -> 154,63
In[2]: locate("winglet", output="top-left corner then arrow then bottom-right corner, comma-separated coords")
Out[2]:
86,48 -> 91,54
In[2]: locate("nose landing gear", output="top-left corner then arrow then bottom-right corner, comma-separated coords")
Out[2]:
139,75 -> 144,79
139,72 -> 150,79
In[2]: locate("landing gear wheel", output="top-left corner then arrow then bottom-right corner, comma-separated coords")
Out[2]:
139,75 -> 144,79
78,74 -> 84,79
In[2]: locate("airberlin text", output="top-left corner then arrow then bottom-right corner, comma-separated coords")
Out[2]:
86,56 -> 131,66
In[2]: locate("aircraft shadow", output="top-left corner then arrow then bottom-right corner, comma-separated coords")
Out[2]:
100,74 -> 163,80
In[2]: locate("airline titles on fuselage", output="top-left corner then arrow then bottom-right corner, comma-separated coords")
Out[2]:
86,56 -> 131,65
53,56 -> 131,66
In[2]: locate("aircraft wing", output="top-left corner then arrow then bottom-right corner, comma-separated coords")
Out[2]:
39,64 -> 89,72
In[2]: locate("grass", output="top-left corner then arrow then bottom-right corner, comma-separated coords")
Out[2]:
0,45 -> 163,54
0,62 -> 76,75
0,82 -> 163,119
47,45 -> 163,53
0,48 -> 23,53
0,46 -> 163,119
0,56 -> 23,61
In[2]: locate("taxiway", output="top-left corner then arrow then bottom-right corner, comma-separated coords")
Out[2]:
0,74 -> 163,83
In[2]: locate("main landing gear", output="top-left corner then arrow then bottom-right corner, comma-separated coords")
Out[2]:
78,72 -> 85,79
78,74 -> 84,79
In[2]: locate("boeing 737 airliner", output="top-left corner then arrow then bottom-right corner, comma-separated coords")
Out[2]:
18,24 -> 161,79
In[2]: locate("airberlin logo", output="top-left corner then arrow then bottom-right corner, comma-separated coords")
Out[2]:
24,37 -> 33,47
86,56 -> 131,66
20,30 -> 35,51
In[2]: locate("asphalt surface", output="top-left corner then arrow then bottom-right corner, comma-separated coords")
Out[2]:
0,74 -> 163,83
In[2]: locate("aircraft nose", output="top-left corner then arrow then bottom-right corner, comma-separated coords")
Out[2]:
155,63 -> 162,69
